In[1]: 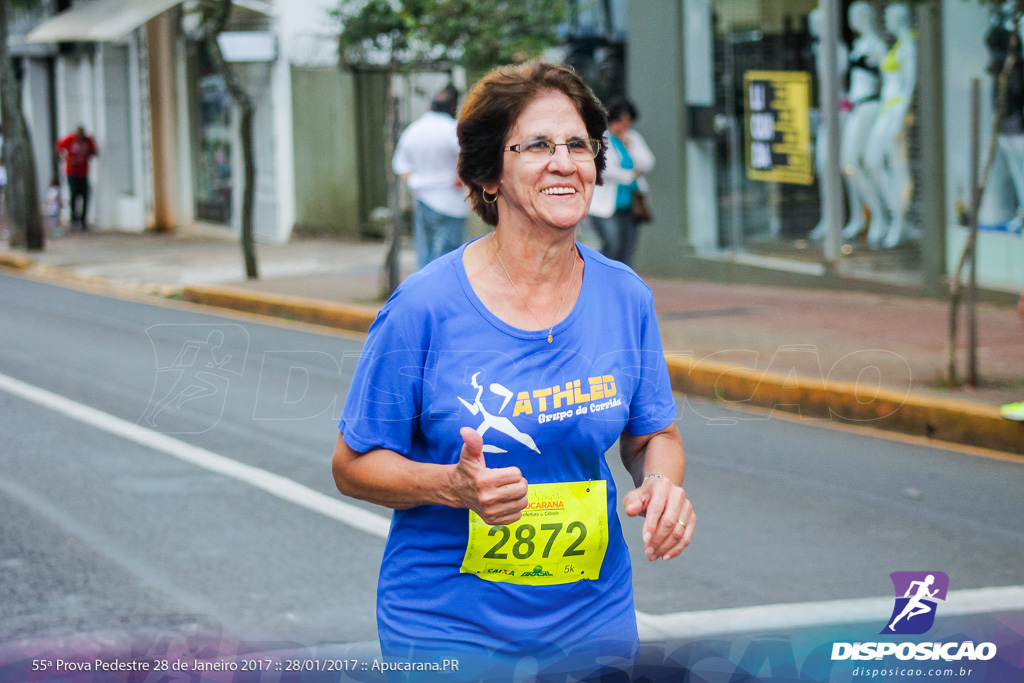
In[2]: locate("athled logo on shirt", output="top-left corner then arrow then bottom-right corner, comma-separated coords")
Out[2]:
457,371 -> 622,454
458,372 -> 541,454
510,375 -> 619,417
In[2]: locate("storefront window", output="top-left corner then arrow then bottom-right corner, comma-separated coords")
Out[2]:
709,0 -> 923,274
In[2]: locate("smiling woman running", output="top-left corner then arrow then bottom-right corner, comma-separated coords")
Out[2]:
332,61 -> 695,679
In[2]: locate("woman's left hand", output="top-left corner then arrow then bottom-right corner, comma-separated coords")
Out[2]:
623,475 -> 695,562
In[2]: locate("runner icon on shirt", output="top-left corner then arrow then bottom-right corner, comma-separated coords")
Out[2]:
458,372 -> 541,454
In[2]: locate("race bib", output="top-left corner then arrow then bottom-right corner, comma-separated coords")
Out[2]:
460,480 -> 608,586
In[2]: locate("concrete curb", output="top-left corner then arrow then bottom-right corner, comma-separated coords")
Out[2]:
666,355 -> 1023,456
182,285 -> 379,334
182,284 -> 1023,457
0,252 -> 33,271
4,249 -> 1021,456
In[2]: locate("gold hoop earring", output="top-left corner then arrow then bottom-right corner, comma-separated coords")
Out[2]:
482,190 -> 498,204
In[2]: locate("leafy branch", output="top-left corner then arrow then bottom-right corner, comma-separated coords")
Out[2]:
334,0 -> 566,297
335,0 -> 565,73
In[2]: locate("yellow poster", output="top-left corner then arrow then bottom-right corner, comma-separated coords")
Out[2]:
743,71 -> 813,185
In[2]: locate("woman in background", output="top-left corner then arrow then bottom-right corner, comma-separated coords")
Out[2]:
587,98 -> 655,267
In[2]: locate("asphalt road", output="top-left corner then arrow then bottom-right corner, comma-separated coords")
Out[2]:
1,273 -> 1022,656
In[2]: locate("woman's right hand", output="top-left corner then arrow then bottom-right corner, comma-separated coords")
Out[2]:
450,427 -> 528,525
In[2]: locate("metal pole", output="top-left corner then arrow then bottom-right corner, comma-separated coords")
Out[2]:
724,36 -> 744,251
968,79 -> 980,386
819,0 -> 843,265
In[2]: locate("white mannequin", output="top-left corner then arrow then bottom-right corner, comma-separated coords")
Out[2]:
839,1 -> 887,241
864,3 -> 917,248
809,8 -> 849,240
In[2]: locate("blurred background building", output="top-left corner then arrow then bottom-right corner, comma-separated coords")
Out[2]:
2,0 -> 1021,297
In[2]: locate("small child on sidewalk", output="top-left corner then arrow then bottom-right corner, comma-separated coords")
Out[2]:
45,176 -> 63,238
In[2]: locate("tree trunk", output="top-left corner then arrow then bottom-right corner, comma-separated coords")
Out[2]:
237,102 -> 257,279
381,66 -> 400,299
0,0 -> 44,251
202,0 -> 258,279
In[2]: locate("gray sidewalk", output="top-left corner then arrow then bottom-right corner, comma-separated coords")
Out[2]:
2,229 -> 1022,454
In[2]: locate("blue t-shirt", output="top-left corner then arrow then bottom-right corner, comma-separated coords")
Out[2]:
338,240 -> 677,661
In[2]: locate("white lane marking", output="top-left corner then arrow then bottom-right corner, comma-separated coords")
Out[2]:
636,585 -> 1024,639
0,371 -> 391,539
5,373 -> 1022,640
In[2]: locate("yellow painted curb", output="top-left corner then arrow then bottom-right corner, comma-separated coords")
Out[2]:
177,285 -> 1022,457
665,355 -> 1023,456
0,252 -> 33,271
182,284 -> 379,334
6,264 -> 1018,456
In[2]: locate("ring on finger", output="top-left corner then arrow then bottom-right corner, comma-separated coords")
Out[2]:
678,520 -> 687,530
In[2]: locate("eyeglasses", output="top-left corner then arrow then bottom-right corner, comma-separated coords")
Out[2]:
505,138 -> 602,162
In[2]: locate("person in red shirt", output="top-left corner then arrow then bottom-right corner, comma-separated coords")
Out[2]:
55,126 -> 98,231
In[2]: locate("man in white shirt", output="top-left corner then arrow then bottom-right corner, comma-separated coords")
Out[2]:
393,86 -> 469,268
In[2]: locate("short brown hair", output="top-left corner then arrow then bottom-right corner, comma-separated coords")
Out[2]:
457,61 -> 607,227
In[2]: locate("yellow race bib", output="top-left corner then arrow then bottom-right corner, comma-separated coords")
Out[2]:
460,480 -> 608,586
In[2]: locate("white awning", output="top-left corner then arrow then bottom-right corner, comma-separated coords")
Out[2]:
26,0 -> 183,43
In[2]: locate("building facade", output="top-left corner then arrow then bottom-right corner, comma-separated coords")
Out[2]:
9,0 -> 362,243
7,0 -> 1022,296
626,0 -> 1023,296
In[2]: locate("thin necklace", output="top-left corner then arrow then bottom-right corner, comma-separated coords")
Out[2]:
494,237 -> 578,344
